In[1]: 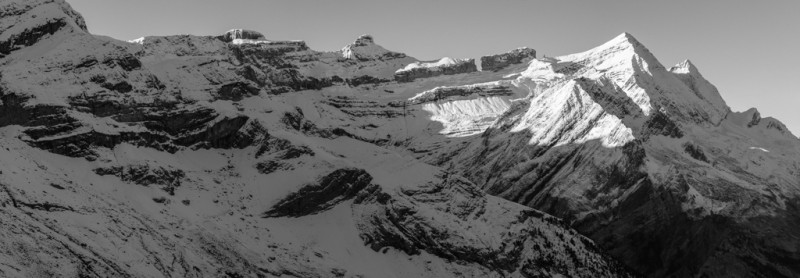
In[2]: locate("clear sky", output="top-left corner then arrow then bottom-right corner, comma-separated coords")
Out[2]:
66,0 -> 799,135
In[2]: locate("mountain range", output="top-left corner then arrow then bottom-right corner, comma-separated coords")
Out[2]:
1,0 -> 798,277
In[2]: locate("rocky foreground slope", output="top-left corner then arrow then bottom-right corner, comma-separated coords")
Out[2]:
1,0 -> 798,277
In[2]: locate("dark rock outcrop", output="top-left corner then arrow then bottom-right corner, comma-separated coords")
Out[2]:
263,168 -> 374,217
480,48 -> 536,72
218,29 -> 266,42
643,110 -> 684,138
323,96 -> 405,118
683,142 -> 708,163
216,81 -> 261,101
0,0 -> 88,58
0,18 -> 68,57
746,109 -> 761,127
345,75 -> 391,87
23,97 -> 265,159
94,165 -> 186,195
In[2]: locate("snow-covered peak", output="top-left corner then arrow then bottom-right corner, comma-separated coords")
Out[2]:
524,32 -> 729,126
596,32 -> 648,55
668,59 -> 730,122
608,32 -> 639,46
669,59 -> 699,75
558,32 -> 662,73
517,33 -> 664,119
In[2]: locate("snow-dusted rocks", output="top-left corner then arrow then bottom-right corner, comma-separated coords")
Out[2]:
0,0 -> 87,58
668,59 -> 729,121
352,172 -> 635,277
480,47 -> 537,72
403,81 -> 526,137
408,81 -> 515,105
218,28 -> 265,42
341,34 -> 408,61
395,57 -> 478,82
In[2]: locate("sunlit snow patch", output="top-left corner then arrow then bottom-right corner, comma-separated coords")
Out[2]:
128,37 -> 145,44
411,81 -> 519,137
422,97 -> 513,137
396,57 -> 469,73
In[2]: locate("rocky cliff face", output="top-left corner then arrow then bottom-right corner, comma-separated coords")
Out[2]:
1,1 -> 798,277
0,1 -> 636,277
394,57 -> 478,82
218,29 -> 266,42
439,34 -> 800,277
480,47 -> 537,72
0,0 -> 87,58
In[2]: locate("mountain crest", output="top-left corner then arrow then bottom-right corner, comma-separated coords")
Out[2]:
352,34 -> 375,46
341,34 -> 407,61
0,0 -> 88,58
219,29 -> 266,42
0,3 -> 798,277
670,59 -> 699,74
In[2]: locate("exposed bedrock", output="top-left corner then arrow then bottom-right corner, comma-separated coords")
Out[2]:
394,59 -> 478,82
480,47 -> 537,72
352,173 -> 636,277
218,29 -> 266,42
263,168 -> 374,217
94,164 -> 186,195
0,0 -> 89,58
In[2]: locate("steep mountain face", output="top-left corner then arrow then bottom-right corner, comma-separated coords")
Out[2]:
1,0 -> 798,277
444,35 -> 800,277
394,57 -> 478,82
481,47 -> 537,72
0,0 -> 634,277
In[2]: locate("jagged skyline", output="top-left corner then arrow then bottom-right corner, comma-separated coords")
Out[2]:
66,0 -> 800,136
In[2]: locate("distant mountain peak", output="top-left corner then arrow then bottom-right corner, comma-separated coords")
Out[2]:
557,32 -> 661,72
617,32 -> 639,43
587,32 -> 645,53
670,59 -> 700,75
219,29 -> 266,42
341,34 -> 408,61
352,34 -> 375,46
